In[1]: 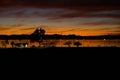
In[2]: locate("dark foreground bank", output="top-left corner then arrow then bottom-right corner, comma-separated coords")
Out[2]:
0,47 -> 120,56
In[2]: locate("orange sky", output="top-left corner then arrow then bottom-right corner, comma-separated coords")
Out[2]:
0,0 -> 120,36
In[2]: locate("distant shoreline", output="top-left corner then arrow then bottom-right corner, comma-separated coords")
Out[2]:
0,34 -> 120,40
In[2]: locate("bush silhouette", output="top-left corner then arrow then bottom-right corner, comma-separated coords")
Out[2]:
74,41 -> 82,47
64,41 -> 72,47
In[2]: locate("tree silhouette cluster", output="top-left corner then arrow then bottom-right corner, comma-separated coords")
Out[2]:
30,28 -> 45,42
30,28 -> 45,47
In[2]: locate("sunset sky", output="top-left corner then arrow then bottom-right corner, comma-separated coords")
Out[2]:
0,0 -> 120,36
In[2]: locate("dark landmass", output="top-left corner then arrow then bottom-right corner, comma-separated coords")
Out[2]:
0,34 -> 120,40
0,47 -> 120,57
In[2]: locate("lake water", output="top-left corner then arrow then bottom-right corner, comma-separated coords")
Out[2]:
0,39 -> 120,48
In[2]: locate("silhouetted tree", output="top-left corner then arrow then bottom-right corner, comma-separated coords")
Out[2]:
64,41 -> 72,47
30,28 -> 45,47
74,41 -> 82,47
10,41 -> 14,48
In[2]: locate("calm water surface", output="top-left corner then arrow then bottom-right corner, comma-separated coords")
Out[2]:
0,39 -> 120,48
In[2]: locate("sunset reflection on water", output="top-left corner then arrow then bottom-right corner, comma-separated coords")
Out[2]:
0,39 -> 120,48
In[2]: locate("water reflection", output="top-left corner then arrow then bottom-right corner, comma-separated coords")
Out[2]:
0,39 -> 120,48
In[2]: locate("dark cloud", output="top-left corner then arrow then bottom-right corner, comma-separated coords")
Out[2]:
63,13 -> 120,18
0,25 -> 12,30
115,26 -> 120,29
19,27 -> 35,30
112,30 -> 120,32
0,0 -> 120,10
0,27 -> 12,30
0,0 -> 120,20
0,8 -> 120,23
8,24 -> 23,27
0,24 -> 23,29
49,10 -> 120,21
82,22 -> 120,25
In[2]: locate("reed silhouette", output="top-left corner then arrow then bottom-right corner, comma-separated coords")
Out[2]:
64,41 -> 72,47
